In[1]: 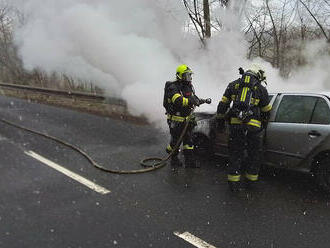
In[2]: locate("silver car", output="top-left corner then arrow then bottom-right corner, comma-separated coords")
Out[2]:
193,92 -> 330,191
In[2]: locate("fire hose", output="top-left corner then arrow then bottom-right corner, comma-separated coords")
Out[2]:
0,99 -> 211,174
139,98 -> 211,169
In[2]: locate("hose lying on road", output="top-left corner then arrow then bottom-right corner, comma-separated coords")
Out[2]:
0,117 -> 190,174
139,117 -> 191,168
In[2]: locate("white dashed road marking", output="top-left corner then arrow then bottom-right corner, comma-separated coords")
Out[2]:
25,150 -> 110,195
174,231 -> 217,248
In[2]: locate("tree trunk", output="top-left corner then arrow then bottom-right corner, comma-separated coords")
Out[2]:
203,0 -> 211,38
266,0 -> 280,68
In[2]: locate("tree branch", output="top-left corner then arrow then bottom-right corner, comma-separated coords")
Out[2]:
299,0 -> 329,41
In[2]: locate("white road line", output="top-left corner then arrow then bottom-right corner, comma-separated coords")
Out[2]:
174,231 -> 217,248
25,150 -> 110,195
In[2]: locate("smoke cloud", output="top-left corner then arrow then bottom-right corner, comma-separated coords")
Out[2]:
11,0 -> 330,127
280,40 -> 330,93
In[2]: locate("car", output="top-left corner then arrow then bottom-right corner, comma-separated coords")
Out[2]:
193,92 -> 330,191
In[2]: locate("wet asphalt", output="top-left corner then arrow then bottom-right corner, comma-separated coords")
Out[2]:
0,96 -> 330,248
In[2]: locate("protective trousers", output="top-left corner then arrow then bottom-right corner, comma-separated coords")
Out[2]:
166,120 -> 195,165
227,124 -> 263,182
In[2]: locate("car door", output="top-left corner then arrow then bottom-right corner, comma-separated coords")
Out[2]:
213,120 -> 230,157
264,94 -> 330,169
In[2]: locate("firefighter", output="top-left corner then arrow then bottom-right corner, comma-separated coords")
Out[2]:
216,64 -> 272,191
163,64 -> 210,168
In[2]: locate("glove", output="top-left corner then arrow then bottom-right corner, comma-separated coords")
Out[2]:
189,96 -> 200,107
198,98 -> 205,105
216,118 -> 226,133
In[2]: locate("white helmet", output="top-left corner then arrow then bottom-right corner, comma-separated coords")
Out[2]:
246,64 -> 266,82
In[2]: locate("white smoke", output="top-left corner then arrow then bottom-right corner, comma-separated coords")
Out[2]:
10,0 -> 330,127
282,40 -> 330,93
12,0 -> 189,125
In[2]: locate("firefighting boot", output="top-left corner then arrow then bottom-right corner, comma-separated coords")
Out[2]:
183,148 -> 199,168
170,156 -> 182,167
228,181 -> 242,192
228,174 -> 242,192
183,145 -> 199,168
183,156 -> 200,168
245,173 -> 259,190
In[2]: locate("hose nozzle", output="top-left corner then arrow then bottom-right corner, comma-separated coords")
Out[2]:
205,98 -> 212,104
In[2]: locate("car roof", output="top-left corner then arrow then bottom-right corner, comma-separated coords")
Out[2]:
320,92 -> 330,98
269,92 -> 330,98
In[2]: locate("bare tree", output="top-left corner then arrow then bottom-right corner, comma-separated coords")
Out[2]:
0,4 -> 26,83
298,0 -> 330,42
266,0 -> 281,67
183,0 -> 206,45
182,0 -> 234,45
243,0 -> 330,75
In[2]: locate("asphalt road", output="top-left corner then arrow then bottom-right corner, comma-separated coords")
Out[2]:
1,96 -> 330,248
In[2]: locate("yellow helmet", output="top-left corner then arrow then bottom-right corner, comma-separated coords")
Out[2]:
176,64 -> 193,81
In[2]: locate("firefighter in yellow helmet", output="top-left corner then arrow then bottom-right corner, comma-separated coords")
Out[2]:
163,64 -> 211,168
216,64 -> 272,191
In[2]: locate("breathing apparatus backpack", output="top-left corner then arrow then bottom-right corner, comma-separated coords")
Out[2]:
232,73 -> 259,122
163,81 -> 175,114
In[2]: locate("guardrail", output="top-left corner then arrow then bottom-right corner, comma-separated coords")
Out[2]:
0,82 -> 126,106
0,82 -> 148,123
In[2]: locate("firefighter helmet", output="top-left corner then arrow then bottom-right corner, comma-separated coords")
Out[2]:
246,64 -> 266,82
176,64 -> 193,82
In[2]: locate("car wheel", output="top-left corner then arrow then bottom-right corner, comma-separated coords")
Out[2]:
315,156 -> 330,192
192,133 -> 213,158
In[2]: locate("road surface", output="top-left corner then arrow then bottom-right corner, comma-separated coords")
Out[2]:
1,96 -> 330,248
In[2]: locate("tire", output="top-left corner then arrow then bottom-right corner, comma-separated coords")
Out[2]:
315,156 -> 330,192
192,133 -> 213,158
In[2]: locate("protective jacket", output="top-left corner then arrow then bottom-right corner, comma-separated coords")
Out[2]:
216,74 -> 272,128
164,80 -> 200,121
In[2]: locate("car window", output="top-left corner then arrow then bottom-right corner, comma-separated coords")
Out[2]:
311,98 -> 330,124
275,95 -> 317,123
